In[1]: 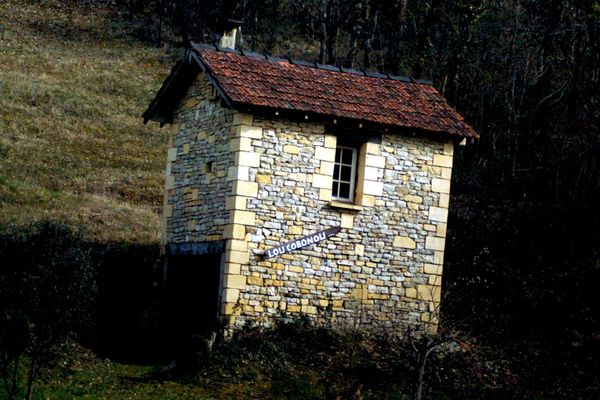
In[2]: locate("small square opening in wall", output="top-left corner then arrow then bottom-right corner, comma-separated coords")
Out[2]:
202,161 -> 215,173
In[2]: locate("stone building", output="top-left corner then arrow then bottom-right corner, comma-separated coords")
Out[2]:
143,42 -> 478,334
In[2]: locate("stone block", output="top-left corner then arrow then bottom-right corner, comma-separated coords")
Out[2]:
224,263 -> 241,275
228,250 -> 250,264
433,251 -> 445,265
425,236 -> 446,251
355,244 -> 365,256
182,143 -> 190,155
247,276 -> 264,286
289,225 -> 303,235
224,274 -> 247,290
432,178 -> 451,194
436,223 -> 447,238
428,206 -> 448,223
226,196 -> 247,210
439,193 -> 450,208
341,213 -> 354,229
167,147 -> 177,162
417,285 -> 441,302
324,135 -> 337,148
165,175 -> 175,190
405,288 -> 417,298
224,224 -> 246,239
362,180 -> 383,196
315,146 -> 336,161
405,195 -> 423,204
227,240 -> 248,252
283,145 -> 299,154
227,166 -> 249,182
428,275 -> 442,286
319,188 -> 332,202
235,151 -> 261,167
393,236 -> 416,249
230,137 -> 252,152
231,210 -> 256,226
433,154 -> 453,168
234,181 -> 258,197
312,174 -> 332,189
232,113 -> 253,126
256,174 -> 272,185
363,166 -> 378,181
320,160 -> 334,175
444,141 -> 454,155
365,141 -> 380,155
441,167 -> 452,180
358,194 -> 376,206
224,288 -> 240,303
365,154 -> 385,168
424,264 -> 443,275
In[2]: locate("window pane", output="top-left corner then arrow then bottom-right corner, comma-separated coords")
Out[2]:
335,147 -> 341,163
333,164 -> 340,180
332,182 -> 339,197
341,165 -> 352,181
341,148 -> 353,164
339,182 -> 350,199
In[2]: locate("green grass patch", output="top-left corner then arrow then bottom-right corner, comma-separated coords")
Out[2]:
0,0 -> 170,243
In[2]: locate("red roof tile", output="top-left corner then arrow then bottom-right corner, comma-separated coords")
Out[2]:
192,46 -> 478,138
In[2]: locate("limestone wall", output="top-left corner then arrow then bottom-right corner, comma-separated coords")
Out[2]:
161,75 -> 236,246
220,113 -> 454,332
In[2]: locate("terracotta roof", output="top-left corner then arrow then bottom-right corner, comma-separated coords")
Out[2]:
189,45 -> 478,138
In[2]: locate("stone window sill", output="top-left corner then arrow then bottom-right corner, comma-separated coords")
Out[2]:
328,201 -> 363,212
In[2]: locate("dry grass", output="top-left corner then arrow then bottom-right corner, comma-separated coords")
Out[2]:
0,0 -> 171,243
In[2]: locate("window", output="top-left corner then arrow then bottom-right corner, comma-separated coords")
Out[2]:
332,146 -> 358,202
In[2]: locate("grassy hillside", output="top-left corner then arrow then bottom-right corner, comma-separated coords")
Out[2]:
0,0 -> 169,243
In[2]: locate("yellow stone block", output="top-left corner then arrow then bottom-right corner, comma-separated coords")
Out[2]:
441,167 -> 452,180
355,244 -> 365,256
433,154 -> 453,168
182,143 -> 190,155
256,174 -> 272,185
247,276 -> 264,286
224,263 -> 241,275
439,193 -> 450,208
234,181 -> 259,197
428,275 -> 442,286
319,299 -> 329,307
341,213 -> 354,229
359,194 -> 376,207
319,188 -> 332,202
226,196 -> 247,210
365,142 -> 380,155
224,288 -> 240,303
224,274 -> 247,290
224,224 -> 246,239
227,240 -> 248,252
289,225 -> 303,235
287,305 -> 301,313
433,251 -> 445,265
444,141 -> 454,155
393,236 -> 416,249
228,250 -> 249,264
362,180 -> 383,196
234,125 -> 263,138
283,145 -> 299,154
230,137 -> 252,152
417,285 -> 441,302
320,160 -> 334,175
197,130 -> 208,140
289,266 -> 304,273
425,236 -> 445,251
431,178 -> 451,194
436,223 -> 447,238
424,264 -> 443,275
405,194 -> 423,204
231,210 -> 256,226
405,288 -> 417,298
323,135 -> 337,148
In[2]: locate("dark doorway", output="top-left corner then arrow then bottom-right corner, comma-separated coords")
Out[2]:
165,253 -> 222,339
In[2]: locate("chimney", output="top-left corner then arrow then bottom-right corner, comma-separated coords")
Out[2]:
218,19 -> 243,49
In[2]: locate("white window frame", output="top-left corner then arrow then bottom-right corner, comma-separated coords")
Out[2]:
331,145 -> 358,202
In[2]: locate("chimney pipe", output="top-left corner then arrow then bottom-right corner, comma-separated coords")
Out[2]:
218,19 -> 243,49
